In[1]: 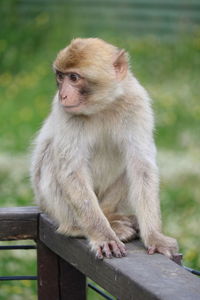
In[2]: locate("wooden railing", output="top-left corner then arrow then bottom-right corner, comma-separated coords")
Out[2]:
0,206 -> 200,300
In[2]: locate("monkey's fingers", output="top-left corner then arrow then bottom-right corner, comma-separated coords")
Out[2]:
110,241 -> 127,258
92,238 -> 127,259
95,241 -> 126,259
148,246 -> 178,259
96,247 -> 104,260
147,233 -> 178,260
101,242 -> 112,259
157,247 -> 172,258
95,243 -> 115,259
147,246 -> 156,255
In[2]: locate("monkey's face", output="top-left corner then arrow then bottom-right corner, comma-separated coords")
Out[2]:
55,70 -> 91,113
53,38 -> 128,115
55,68 -> 122,115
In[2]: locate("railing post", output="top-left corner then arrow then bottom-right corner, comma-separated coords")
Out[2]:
37,240 -> 60,300
37,240 -> 86,300
59,257 -> 86,300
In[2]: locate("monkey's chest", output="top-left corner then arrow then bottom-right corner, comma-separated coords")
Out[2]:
90,140 -> 125,196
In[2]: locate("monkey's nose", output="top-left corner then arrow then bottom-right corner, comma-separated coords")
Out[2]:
60,94 -> 67,100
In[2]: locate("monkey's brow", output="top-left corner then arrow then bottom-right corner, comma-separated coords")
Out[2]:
55,70 -> 82,77
55,70 -> 65,74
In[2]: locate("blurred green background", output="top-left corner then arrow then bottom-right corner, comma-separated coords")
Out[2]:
0,0 -> 200,299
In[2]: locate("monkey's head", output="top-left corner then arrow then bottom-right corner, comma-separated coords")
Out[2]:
53,38 -> 129,115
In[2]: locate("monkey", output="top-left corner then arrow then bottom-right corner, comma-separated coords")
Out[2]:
30,38 -> 178,259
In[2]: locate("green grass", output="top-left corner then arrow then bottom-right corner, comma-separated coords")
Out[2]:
0,3 -> 200,299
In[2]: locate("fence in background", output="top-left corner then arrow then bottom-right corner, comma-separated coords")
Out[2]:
1,0 -> 200,37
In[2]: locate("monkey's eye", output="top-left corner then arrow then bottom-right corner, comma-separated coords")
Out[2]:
68,73 -> 80,82
56,71 -> 64,81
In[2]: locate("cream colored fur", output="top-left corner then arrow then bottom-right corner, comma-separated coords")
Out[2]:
31,38 -> 178,258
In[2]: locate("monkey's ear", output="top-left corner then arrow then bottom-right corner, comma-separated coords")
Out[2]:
113,50 -> 128,81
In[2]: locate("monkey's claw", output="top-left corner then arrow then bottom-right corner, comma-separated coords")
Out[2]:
94,240 -> 127,259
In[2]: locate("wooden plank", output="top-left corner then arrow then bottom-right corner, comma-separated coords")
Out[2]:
0,206 -> 39,240
39,214 -> 200,300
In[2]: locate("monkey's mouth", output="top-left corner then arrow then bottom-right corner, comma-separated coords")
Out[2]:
61,102 -> 84,112
63,104 -> 81,108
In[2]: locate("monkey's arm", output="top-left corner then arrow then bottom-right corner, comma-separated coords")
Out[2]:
124,134 -> 178,258
56,165 -> 126,259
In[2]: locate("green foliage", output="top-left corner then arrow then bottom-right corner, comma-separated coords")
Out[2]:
0,3 -> 200,299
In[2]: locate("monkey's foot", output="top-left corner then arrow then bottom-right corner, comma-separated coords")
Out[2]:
107,214 -> 140,242
147,232 -> 179,259
90,239 -> 127,259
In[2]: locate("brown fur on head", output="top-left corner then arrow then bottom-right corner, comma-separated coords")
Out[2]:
53,38 -> 129,115
54,38 -> 129,82
54,38 -> 119,70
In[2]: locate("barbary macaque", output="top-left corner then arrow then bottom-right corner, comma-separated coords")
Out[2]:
31,38 -> 178,259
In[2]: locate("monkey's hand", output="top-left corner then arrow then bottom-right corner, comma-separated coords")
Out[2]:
90,237 -> 127,259
146,232 -> 179,259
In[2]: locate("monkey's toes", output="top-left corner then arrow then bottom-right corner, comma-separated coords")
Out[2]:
111,221 -> 139,242
127,215 -> 140,233
106,213 -> 139,234
95,241 -> 127,259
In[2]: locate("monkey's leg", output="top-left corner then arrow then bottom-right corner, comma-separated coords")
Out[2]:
100,173 -> 139,242
127,152 -> 178,258
32,140 -> 126,258
105,214 -> 139,242
54,167 -> 127,259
